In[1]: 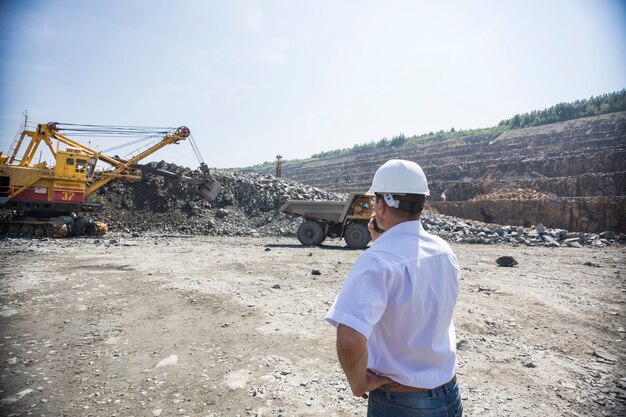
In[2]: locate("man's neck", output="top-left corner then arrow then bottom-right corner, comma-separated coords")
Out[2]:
382,217 -> 418,231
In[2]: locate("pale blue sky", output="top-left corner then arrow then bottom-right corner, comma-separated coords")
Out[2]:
1,0 -> 625,169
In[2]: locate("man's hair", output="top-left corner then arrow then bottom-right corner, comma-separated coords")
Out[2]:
375,193 -> 425,220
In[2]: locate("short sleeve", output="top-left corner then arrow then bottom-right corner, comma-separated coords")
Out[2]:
325,253 -> 389,339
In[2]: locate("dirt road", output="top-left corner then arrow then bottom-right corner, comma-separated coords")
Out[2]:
0,236 -> 624,416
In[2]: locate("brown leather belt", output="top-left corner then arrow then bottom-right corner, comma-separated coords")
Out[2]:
377,375 -> 457,393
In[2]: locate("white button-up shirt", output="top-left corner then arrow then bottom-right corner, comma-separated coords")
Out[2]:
326,220 -> 460,389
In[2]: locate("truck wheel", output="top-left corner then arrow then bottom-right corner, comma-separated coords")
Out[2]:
344,223 -> 370,249
297,221 -> 324,246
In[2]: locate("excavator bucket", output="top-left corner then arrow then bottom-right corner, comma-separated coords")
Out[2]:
134,163 -> 221,201
196,179 -> 222,201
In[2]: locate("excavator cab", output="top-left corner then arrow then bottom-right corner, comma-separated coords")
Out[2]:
54,147 -> 97,181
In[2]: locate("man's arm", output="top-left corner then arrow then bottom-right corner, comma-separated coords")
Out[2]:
336,324 -> 392,398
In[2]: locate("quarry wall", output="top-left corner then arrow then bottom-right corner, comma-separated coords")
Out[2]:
251,112 -> 626,232
429,197 -> 626,233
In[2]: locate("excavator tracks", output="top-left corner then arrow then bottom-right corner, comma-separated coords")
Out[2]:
0,217 -> 107,238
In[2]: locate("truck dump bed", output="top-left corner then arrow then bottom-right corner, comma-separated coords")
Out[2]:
279,200 -> 347,223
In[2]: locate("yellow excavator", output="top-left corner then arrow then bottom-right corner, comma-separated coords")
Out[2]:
0,122 -> 221,237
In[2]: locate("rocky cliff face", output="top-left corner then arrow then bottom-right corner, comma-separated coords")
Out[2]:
250,112 -> 626,232
430,197 -> 626,233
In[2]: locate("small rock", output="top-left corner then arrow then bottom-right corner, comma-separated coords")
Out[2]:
155,354 -> 178,368
496,256 -> 518,267
599,231 -> 615,240
583,261 -> 600,267
563,237 -> 580,246
592,349 -> 617,362
311,269 -> 322,275
541,235 -> 558,244
524,362 -> 536,368
17,388 -> 33,399
264,247 -> 271,251
216,208 -> 229,219
271,284 -> 281,289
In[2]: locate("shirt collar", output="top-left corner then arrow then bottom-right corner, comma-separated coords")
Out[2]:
372,220 -> 422,246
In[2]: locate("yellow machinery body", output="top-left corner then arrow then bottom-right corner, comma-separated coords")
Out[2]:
0,149 -> 96,210
0,122 -> 214,237
1,122 -> 190,212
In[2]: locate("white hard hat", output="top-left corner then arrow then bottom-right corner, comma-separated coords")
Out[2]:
368,159 -> 430,196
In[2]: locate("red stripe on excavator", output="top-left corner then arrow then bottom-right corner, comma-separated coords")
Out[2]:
11,187 -> 85,203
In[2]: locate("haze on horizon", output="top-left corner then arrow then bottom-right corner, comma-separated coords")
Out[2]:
1,0 -> 625,169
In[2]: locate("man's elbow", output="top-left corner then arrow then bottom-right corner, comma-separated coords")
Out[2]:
336,325 -> 366,357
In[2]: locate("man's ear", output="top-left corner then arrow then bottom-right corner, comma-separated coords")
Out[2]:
376,197 -> 386,215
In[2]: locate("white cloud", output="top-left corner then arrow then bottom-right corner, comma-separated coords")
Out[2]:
258,35 -> 290,65
242,6 -> 263,31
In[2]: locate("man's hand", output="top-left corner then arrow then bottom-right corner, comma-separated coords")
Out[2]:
359,370 -> 394,399
336,325 -> 393,398
368,213 -> 384,242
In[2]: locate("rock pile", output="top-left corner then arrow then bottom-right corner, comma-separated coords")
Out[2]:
95,162 -> 343,237
469,189 -> 556,201
92,162 -> 625,247
421,211 -> 625,247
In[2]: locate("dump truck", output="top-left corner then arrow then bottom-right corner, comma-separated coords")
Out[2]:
0,121 -> 221,237
279,193 -> 373,249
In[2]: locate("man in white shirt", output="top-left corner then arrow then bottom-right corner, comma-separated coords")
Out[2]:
326,159 -> 463,416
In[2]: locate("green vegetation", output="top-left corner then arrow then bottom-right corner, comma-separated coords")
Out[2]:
498,89 -> 626,129
310,89 -> 626,160
310,127 -> 503,159
245,161 -> 276,170
245,89 -> 626,169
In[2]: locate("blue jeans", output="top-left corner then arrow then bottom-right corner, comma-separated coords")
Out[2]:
367,378 -> 462,417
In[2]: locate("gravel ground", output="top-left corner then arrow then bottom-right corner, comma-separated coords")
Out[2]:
0,235 -> 624,416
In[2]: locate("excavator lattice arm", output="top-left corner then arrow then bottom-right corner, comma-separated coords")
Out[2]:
3,121 -> 219,204
82,126 -> 192,196
7,122 -> 193,196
